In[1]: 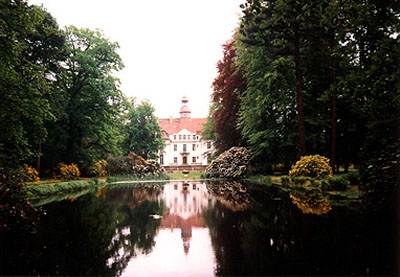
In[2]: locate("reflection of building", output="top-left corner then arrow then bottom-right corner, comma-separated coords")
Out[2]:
159,182 -> 214,255
158,97 -> 214,171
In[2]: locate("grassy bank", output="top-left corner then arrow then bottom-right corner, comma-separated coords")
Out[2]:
106,173 -> 170,183
246,174 -> 361,201
24,179 -> 104,206
167,171 -> 203,180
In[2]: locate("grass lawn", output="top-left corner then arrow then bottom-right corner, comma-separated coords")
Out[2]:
167,171 -> 203,180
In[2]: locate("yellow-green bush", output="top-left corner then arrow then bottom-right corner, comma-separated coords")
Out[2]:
289,155 -> 333,179
59,163 -> 81,180
23,166 -> 40,182
90,159 -> 108,177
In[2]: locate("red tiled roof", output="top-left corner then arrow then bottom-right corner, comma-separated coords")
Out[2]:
159,118 -> 207,136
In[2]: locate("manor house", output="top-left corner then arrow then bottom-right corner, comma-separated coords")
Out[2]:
159,97 -> 214,171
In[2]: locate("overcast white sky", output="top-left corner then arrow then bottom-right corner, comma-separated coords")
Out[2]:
28,0 -> 243,118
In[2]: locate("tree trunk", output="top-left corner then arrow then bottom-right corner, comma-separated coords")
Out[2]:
329,40 -> 337,173
294,27 -> 306,156
36,142 -> 41,172
331,91 -> 337,172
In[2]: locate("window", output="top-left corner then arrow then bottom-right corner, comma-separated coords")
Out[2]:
183,144 -> 187,152
183,135 -> 186,140
192,144 -> 196,151
174,144 -> 177,151
174,135 -> 176,140
174,157 -> 178,163
192,157 -> 196,163
160,154 -> 164,165
207,141 -> 211,149
192,135 -> 196,140
179,135 -> 182,140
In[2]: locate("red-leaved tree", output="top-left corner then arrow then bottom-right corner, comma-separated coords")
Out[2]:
211,39 -> 246,152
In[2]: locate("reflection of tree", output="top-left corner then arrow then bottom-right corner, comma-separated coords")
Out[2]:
1,186 -> 164,276
204,182 -> 398,276
206,180 -> 250,211
104,186 -> 164,272
289,188 -> 332,215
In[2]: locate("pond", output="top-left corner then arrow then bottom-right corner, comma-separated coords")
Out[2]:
1,181 -> 398,276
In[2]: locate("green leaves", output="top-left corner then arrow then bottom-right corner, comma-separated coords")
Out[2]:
234,0 -> 400,172
0,2 -> 66,168
122,99 -> 164,160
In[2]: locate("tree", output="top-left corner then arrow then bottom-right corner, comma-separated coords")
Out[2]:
123,99 -> 164,160
0,1 -> 66,168
41,26 -> 125,171
210,39 -> 246,153
236,0 -> 298,169
236,0 -> 399,173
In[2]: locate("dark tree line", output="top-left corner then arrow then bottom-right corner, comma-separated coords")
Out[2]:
0,0 -> 164,175
208,0 -> 400,175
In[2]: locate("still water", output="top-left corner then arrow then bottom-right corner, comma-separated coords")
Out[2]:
1,181 -> 399,276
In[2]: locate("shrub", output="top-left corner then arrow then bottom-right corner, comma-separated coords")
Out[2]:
289,155 -> 333,179
0,167 -> 40,232
291,176 -> 329,190
59,163 -> 81,180
345,171 -> 360,186
107,156 -> 132,175
328,175 -> 350,191
23,166 -> 40,182
281,176 -> 290,186
90,160 -> 108,177
205,147 -> 250,179
107,153 -> 165,177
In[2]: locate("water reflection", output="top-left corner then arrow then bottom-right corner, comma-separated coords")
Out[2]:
289,188 -> 332,215
0,181 -> 398,276
160,182 -> 214,255
207,180 -> 250,211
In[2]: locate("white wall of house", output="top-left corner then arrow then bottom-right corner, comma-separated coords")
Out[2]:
159,129 -> 213,166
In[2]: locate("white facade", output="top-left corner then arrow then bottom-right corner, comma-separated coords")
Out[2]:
160,129 -> 213,166
158,97 -> 214,167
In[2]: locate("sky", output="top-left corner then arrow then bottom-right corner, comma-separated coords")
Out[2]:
28,0 -> 244,118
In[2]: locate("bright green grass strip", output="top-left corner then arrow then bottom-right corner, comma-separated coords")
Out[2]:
106,173 -> 170,183
29,189 -> 91,207
24,179 -> 98,198
167,171 -> 203,180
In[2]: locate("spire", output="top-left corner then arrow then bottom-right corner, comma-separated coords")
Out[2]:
179,96 -> 191,118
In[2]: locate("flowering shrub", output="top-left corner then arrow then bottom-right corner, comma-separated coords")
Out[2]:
90,160 -> 108,177
289,155 -> 333,179
205,147 -> 250,179
23,166 -> 40,182
59,163 -> 81,180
